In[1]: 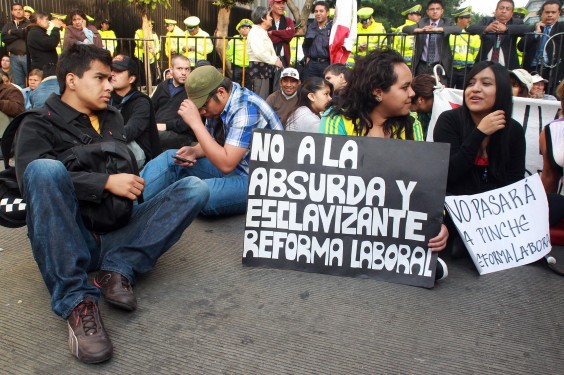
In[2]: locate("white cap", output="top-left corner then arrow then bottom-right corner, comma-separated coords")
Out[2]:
531,74 -> 548,84
510,69 -> 533,92
280,67 -> 300,81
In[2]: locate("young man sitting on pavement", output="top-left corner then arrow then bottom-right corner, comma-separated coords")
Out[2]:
13,44 -> 209,364
141,65 -> 284,216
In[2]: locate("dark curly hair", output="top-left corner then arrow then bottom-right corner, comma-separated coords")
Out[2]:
328,48 -> 415,139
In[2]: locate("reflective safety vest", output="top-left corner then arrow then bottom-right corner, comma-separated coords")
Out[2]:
183,29 -> 213,64
353,20 -> 387,57
289,35 -> 304,66
99,30 -> 117,57
165,26 -> 185,59
226,35 -> 249,67
47,23 -> 65,56
449,30 -> 481,69
134,29 -> 161,64
392,20 -> 416,66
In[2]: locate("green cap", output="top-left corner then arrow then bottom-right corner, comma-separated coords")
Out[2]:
401,4 -> 422,16
86,15 -> 94,22
185,66 -> 224,109
357,7 -> 374,20
514,7 -> 529,16
236,18 -> 253,30
51,13 -> 67,21
452,6 -> 472,18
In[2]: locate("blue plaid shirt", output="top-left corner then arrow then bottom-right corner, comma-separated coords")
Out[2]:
205,82 -> 283,176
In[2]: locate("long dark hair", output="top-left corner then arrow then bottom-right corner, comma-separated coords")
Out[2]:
288,77 -> 333,120
329,49 -> 414,139
462,61 -> 514,183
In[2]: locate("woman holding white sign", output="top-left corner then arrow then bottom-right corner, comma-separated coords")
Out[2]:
433,61 -> 526,258
319,49 -> 449,279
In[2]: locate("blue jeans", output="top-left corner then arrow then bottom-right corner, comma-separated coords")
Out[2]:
23,159 -> 209,319
10,54 -> 27,88
141,150 -> 248,216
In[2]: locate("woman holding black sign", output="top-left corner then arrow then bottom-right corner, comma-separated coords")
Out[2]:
320,49 -> 449,280
433,61 -> 526,257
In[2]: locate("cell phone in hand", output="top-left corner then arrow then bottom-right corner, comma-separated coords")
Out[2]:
172,155 -> 190,163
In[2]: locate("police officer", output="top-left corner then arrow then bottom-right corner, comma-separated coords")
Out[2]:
164,19 -> 185,63
49,13 -> 67,57
392,5 -> 423,68
449,7 -> 480,88
183,16 -> 214,65
226,19 -> 252,89
355,7 -> 387,57
134,20 -> 161,86
99,19 -> 118,57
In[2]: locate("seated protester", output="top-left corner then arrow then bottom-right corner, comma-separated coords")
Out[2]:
266,67 -> 301,127
13,45 -> 209,364
23,68 -> 43,109
110,54 -> 161,168
0,70 -> 11,84
433,61 -> 526,256
319,49 -> 448,278
323,63 -> 350,103
286,77 -> 332,133
141,65 -> 284,216
510,68 -> 532,98
0,79 -> 25,148
29,63 -> 59,108
539,80 -> 564,227
530,73 -> 557,101
152,55 -> 196,150
410,74 -> 435,138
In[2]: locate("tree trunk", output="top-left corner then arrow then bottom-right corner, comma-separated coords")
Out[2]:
215,7 -> 232,78
286,0 -> 315,29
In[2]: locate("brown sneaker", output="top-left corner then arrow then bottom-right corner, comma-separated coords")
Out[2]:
67,297 -> 113,364
94,271 -> 137,311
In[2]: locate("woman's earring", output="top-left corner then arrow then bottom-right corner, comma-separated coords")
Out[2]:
375,95 -> 382,102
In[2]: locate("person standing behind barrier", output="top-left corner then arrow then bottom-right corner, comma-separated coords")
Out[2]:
1,3 -> 30,87
393,5 -> 423,69
468,0 -> 532,70
49,13 -> 67,56
247,7 -> 283,100
134,20 -> 160,86
303,1 -> 332,80
518,0 -> 563,95
164,19 -> 185,62
98,19 -> 117,57
26,11 -> 62,71
404,0 -> 461,80
449,7 -> 481,89
182,17 -> 213,66
63,10 -> 102,51
226,19 -> 252,89
410,73 -> 435,138
352,8 -> 387,61
268,0 -> 295,91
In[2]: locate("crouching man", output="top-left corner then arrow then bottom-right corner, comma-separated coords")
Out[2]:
13,45 -> 209,363
141,65 -> 283,216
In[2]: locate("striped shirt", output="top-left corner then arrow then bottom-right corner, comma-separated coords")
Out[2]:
205,82 -> 284,175
319,110 -> 424,141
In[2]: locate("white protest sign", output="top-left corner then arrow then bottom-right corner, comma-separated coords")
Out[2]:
444,174 -> 551,275
426,88 -> 562,175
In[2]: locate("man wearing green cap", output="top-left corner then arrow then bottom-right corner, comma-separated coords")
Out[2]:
449,6 -> 481,88
404,0 -> 461,79
141,65 -> 284,216
226,19 -> 252,89
393,5 -> 423,68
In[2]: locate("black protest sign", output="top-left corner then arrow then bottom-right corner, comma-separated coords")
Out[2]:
242,130 -> 450,288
